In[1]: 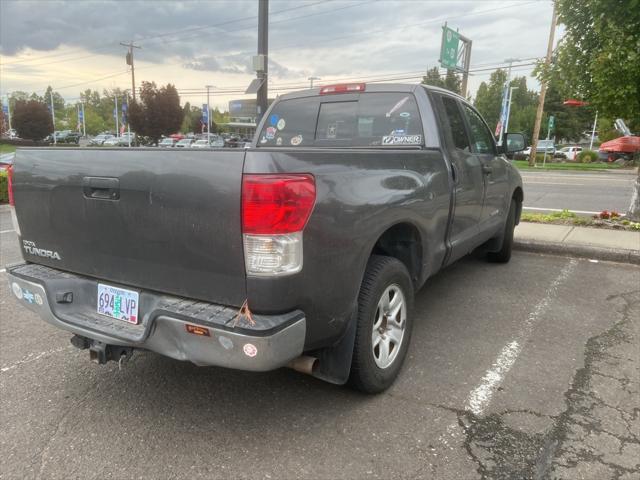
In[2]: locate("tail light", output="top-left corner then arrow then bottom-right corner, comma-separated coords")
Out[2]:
242,174 -> 316,276
319,83 -> 366,95
7,165 -> 21,236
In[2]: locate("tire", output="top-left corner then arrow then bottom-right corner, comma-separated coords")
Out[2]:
487,198 -> 516,263
349,255 -> 414,393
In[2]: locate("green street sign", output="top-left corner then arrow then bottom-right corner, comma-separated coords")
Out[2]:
440,26 -> 460,69
548,115 -> 555,130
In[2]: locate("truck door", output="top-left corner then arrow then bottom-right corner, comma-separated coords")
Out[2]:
435,94 -> 485,261
461,103 -> 510,238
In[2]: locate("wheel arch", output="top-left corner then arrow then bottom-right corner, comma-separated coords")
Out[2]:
369,221 -> 424,287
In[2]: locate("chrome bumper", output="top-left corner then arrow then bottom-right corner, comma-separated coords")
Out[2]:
7,263 -> 306,372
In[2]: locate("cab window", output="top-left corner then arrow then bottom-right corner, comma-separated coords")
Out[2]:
462,104 -> 495,154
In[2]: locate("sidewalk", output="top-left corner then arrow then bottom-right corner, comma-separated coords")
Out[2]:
515,222 -> 640,264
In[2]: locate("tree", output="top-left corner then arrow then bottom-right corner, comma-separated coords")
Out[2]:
128,81 -> 183,144
544,0 -> 639,219
547,0 -> 639,130
421,67 -> 461,95
12,100 -> 54,140
473,69 -> 508,132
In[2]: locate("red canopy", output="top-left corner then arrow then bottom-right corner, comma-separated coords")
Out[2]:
563,99 -> 589,107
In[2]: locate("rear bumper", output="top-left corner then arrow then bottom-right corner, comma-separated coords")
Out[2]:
7,263 -> 306,372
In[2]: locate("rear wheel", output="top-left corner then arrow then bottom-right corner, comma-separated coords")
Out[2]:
487,199 -> 516,263
349,256 -> 414,393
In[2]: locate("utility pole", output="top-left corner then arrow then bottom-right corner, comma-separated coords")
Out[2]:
120,41 -> 141,101
50,91 -> 56,145
529,2 -> 557,166
205,85 -> 213,140
308,76 -> 320,89
256,0 -> 269,122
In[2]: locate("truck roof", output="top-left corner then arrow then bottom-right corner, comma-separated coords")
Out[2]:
277,83 -> 466,102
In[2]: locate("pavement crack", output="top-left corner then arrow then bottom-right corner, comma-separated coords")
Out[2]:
34,379 -> 100,480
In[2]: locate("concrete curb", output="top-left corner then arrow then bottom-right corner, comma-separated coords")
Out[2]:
514,239 -> 640,265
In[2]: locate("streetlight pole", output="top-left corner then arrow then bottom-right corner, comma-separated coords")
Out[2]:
504,86 -> 518,137
50,91 -> 56,145
256,0 -> 269,122
81,102 -> 86,137
308,76 -> 320,89
205,85 -> 214,140
114,95 -> 119,138
589,110 -> 598,151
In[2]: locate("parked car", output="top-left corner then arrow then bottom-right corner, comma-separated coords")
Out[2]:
174,138 -> 194,148
556,146 -> 582,161
89,134 -> 114,146
46,130 -> 81,144
7,83 -> 525,393
158,137 -> 176,148
117,132 -> 136,146
102,136 -> 121,147
191,135 -> 224,148
2,128 -> 18,139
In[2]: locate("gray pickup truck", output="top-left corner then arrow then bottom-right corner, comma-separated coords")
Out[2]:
7,84 -> 525,393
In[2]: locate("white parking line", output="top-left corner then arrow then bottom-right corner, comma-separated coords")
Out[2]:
466,259 -> 577,416
438,258 -> 578,451
0,268 -> 6,273
0,229 -> 16,234
0,346 -> 72,373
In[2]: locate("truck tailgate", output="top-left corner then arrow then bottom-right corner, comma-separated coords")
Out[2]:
12,148 -> 247,306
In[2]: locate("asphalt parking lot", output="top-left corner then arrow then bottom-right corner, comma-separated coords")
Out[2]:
1,208 -> 639,479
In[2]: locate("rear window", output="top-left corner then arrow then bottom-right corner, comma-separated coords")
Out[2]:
257,92 -> 423,148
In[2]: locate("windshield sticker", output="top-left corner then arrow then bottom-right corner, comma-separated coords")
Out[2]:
290,134 -> 303,146
399,112 -> 411,118
276,137 -> 283,146
259,136 -> 267,144
269,114 -> 279,126
327,123 -> 337,139
391,129 -> 406,135
265,126 -> 276,140
277,118 -> 286,130
386,96 -> 410,117
382,134 -> 422,145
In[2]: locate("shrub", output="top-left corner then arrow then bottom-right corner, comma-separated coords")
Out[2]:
577,150 -> 599,163
0,170 -> 8,204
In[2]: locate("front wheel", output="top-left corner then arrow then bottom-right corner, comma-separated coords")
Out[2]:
349,256 -> 414,393
487,198 -> 516,263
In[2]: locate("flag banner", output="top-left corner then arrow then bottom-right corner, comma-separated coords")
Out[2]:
202,104 -> 209,122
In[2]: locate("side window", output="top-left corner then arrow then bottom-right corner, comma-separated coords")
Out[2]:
441,96 -> 471,152
257,97 -> 319,147
462,104 -> 495,154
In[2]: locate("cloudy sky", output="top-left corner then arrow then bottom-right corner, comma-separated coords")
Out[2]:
0,0 -> 559,110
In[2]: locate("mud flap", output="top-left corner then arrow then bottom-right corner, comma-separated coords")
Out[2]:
310,310 -> 357,385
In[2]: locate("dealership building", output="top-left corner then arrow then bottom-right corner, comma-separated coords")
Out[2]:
222,98 -> 273,138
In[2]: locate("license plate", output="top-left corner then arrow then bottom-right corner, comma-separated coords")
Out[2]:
97,284 -> 139,324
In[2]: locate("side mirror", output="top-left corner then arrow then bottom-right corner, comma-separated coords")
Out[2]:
505,133 -> 526,153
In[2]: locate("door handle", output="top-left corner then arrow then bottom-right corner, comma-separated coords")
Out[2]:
83,177 -> 120,200
482,165 -> 493,175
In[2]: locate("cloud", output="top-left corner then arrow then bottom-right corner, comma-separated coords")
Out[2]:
0,0 -> 555,100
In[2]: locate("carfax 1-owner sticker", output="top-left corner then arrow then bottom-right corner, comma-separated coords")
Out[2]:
382,135 -> 422,145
